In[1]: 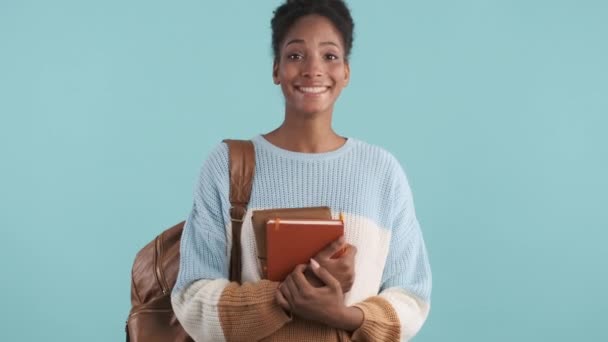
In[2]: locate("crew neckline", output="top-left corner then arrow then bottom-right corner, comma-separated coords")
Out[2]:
252,134 -> 356,161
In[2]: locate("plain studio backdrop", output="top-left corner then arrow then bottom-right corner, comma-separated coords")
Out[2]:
1,0 -> 607,341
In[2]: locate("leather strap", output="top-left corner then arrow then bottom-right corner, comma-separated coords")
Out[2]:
224,139 -> 255,283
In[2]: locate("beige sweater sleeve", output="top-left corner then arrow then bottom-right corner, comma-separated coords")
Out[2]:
172,279 -> 291,342
351,296 -> 401,342
218,280 -> 292,341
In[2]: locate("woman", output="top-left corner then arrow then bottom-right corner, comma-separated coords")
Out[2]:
171,0 -> 432,341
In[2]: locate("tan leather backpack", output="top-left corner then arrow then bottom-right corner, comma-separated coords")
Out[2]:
126,140 -> 255,341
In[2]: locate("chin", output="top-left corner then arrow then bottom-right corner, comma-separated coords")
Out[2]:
295,108 -> 329,118
290,103 -> 334,116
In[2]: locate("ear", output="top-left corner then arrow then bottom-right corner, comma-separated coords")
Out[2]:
272,60 -> 280,85
343,62 -> 350,87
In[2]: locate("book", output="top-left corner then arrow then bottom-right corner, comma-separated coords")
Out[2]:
266,218 -> 344,282
251,207 -> 332,278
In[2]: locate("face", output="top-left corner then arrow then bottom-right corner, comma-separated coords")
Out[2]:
273,15 -> 350,118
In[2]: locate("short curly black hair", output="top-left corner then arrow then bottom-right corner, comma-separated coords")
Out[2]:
271,0 -> 354,62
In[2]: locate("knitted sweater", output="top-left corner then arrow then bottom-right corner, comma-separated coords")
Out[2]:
171,135 -> 432,341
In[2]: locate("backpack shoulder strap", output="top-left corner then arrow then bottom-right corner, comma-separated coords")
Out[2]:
223,139 -> 255,283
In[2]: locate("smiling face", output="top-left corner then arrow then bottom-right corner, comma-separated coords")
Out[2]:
273,14 -> 350,118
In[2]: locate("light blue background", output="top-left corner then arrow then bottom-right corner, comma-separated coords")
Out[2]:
1,0 -> 607,341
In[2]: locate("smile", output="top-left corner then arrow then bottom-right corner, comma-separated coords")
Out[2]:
296,86 -> 330,94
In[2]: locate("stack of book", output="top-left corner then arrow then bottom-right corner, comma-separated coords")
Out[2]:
251,207 -> 344,281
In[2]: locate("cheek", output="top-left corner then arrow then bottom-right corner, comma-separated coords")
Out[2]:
279,83 -> 294,99
329,65 -> 348,83
282,67 -> 299,80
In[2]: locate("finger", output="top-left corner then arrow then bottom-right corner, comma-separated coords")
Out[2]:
315,235 -> 346,260
279,281 -> 294,305
310,262 -> 341,292
344,243 -> 357,258
289,265 -> 308,292
303,264 -> 324,287
284,275 -> 300,300
335,243 -> 357,260
332,244 -> 350,259
275,288 -> 290,311
292,264 -> 314,293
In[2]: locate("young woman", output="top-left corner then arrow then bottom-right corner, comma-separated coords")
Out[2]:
171,1 -> 432,341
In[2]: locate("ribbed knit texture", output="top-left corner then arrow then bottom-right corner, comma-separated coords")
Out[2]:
352,297 -> 401,341
172,135 -> 432,341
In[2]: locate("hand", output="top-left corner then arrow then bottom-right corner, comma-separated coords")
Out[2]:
275,263 -> 363,331
312,236 -> 357,293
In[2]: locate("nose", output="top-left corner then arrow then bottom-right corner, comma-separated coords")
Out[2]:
301,55 -> 323,78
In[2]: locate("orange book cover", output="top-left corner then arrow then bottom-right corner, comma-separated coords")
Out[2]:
266,218 -> 344,282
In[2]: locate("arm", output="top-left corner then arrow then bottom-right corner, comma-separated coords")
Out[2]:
172,279 -> 291,342
275,225 -> 430,342
273,166 -> 431,341
351,218 -> 431,341
351,169 -> 432,342
171,144 -> 291,342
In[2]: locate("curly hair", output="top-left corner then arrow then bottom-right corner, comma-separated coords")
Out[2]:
271,0 -> 355,62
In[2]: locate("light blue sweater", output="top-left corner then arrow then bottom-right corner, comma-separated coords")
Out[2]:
172,135 -> 432,341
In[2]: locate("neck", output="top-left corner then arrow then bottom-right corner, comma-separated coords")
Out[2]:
264,110 -> 346,153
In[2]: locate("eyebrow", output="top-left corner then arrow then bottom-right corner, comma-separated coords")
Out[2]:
285,39 -> 340,48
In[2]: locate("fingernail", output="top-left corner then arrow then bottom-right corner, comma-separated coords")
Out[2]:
310,258 -> 320,270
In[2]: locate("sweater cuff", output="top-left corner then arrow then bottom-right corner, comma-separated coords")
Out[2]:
219,280 -> 292,341
351,296 -> 400,342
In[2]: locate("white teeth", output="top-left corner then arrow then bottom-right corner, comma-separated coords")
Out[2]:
298,86 -> 328,94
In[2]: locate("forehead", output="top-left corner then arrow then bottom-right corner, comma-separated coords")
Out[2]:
282,14 -> 344,49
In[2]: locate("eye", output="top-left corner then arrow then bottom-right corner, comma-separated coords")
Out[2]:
287,53 -> 303,60
325,53 -> 339,61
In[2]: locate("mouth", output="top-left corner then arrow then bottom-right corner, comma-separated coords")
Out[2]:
296,86 -> 330,94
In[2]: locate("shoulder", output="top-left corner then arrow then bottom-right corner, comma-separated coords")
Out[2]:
194,142 -> 230,191
200,142 -> 229,172
349,138 -> 406,176
349,138 -> 414,200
